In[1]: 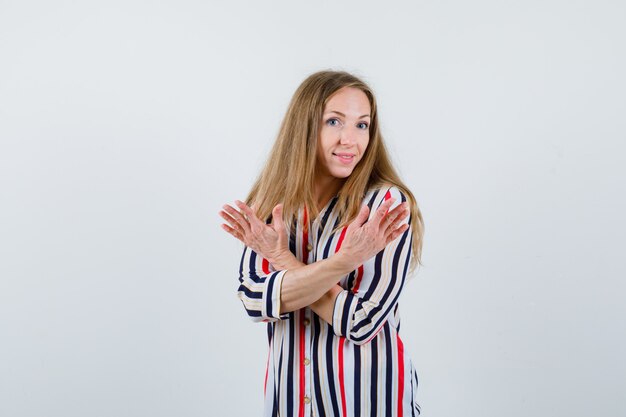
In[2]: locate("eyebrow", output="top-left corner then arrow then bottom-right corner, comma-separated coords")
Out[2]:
325,110 -> 371,119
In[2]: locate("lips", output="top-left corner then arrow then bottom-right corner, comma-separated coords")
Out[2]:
333,152 -> 355,165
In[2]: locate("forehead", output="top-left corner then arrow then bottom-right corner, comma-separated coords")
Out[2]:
324,87 -> 371,114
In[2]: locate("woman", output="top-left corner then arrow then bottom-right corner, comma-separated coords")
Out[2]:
219,70 -> 424,417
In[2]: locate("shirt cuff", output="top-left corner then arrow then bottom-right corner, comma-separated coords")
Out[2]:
332,289 -> 358,337
262,270 -> 289,321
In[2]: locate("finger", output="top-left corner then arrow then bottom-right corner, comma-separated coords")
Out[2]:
219,210 -> 241,230
386,223 -> 409,244
222,204 -> 251,234
387,201 -> 408,218
380,202 -> 403,227
371,198 -> 396,226
351,205 -> 370,228
221,223 -> 245,243
221,205 -> 247,230
250,202 -> 259,219
384,208 -> 410,239
272,204 -> 285,232
235,200 -> 264,227
395,205 -> 410,224
221,222 -> 239,238
382,203 -> 409,231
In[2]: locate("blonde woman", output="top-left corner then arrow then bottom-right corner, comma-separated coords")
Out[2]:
219,70 -> 424,417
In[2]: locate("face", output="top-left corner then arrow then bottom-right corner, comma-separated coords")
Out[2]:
316,86 -> 371,181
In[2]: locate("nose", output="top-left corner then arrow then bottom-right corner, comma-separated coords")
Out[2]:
339,125 -> 358,145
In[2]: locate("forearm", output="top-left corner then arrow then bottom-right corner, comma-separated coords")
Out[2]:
281,255 -> 343,323
278,254 -> 352,315
309,284 -> 343,323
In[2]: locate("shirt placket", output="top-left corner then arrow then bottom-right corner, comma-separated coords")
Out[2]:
302,218 -> 317,416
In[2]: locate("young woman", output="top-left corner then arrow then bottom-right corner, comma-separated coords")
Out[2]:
219,70 -> 424,417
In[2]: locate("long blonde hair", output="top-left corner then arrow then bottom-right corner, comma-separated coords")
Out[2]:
246,70 -> 424,271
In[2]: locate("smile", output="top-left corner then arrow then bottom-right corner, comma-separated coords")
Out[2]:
333,153 -> 355,164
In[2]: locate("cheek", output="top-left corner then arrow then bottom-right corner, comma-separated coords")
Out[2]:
359,137 -> 370,155
318,133 -> 333,156
316,137 -> 331,166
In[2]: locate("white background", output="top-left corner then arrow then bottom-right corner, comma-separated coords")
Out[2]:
1,1 -> 624,416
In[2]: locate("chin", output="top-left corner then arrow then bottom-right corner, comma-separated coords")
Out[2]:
329,168 -> 355,179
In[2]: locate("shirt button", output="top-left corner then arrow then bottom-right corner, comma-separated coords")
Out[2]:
304,396 -> 311,404
304,358 -> 310,366
307,243 -> 313,251
303,318 -> 310,326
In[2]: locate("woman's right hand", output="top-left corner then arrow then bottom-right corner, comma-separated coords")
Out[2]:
219,201 -> 300,270
335,198 -> 410,272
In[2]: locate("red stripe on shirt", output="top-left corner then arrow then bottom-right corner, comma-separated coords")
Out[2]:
352,264 -> 364,293
336,227 -> 349,415
264,348 -> 270,395
338,336 -> 347,417
299,314 -> 306,417
299,206 -> 308,417
335,225 -> 347,252
397,334 -> 405,416
302,206 -> 309,262
262,258 -> 270,274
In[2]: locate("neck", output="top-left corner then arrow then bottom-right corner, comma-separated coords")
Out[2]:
313,174 -> 343,211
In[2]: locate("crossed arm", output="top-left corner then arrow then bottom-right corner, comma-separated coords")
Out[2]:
220,194 -> 409,326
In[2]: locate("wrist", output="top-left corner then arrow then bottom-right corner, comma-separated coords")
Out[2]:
330,251 -> 356,275
272,251 -> 302,270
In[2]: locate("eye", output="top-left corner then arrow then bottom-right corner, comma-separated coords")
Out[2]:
326,118 -> 340,127
357,122 -> 369,130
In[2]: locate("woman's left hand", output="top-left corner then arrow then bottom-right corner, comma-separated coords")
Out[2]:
219,201 -> 298,270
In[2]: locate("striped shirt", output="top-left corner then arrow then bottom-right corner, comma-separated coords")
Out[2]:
237,185 -> 421,417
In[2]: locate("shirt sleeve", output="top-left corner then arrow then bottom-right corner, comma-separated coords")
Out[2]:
236,246 -> 290,323
331,185 -> 413,345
